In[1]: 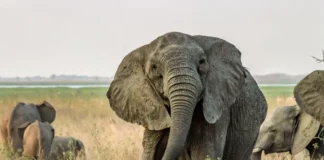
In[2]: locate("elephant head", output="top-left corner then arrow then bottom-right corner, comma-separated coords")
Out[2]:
294,70 -> 324,125
107,32 -> 246,159
5,101 -> 56,154
251,105 -> 320,160
22,120 -> 55,159
49,136 -> 86,160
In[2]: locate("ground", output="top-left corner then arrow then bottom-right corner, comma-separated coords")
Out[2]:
0,86 -> 297,160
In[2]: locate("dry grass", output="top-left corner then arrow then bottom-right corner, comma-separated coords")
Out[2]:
0,87 -> 301,160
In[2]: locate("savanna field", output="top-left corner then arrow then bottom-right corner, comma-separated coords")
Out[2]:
0,86 -> 299,160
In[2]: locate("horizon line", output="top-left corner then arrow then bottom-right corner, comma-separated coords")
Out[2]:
0,72 -> 310,79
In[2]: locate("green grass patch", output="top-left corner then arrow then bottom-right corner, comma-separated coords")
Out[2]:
0,86 -> 294,99
259,86 -> 294,98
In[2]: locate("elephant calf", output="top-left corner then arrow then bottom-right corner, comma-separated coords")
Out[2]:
0,101 -> 56,155
22,120 -> 55,160
49,136 -> 86,160
251,105 -> 324,160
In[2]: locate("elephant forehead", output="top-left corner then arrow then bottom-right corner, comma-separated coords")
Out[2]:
270,106 -> 297,121
159,32 -> 191,47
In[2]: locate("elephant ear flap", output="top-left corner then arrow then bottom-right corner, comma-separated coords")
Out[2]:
291,111 -> 320,155
36,101 -> 56,123
294,70 -> 324,125
76,139 -> 85,151
107,44 -> 171,130
201,40 -> 246,124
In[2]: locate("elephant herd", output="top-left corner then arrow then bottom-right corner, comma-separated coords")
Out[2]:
1,32 -> 324,160
0,101 -> 85,160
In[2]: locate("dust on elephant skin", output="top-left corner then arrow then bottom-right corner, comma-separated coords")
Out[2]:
22,120 -> 55,160
0,101 -> 56,156
252,105 -> 324,160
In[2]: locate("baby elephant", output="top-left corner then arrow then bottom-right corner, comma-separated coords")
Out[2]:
22,120 -> 55,160
49,136 -> 86,160
251,105 -> 324,160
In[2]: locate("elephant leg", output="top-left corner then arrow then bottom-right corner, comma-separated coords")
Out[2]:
0,123 -> 8,145
188,106 -> 230,160
0,116 -> 10,147
142,128 -> 165,160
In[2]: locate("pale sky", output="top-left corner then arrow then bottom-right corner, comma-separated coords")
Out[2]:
0,0 -> 323,77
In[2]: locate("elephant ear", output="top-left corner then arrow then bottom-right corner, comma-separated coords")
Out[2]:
76,139 -> 85,151
36,101 -> 56,123
107,42 -> 171,130
291,106 -> 320,155
294,70 -> 324,125
194,36 -> 246,124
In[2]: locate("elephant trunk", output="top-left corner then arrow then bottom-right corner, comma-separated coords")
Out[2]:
162,65 -> 201,160
252,130 -> 271,160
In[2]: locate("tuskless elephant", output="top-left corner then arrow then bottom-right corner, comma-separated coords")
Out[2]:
49,136 -> 86,160
251,105 -> 324,160
0,101 -> 56,155
21,120 -> 55,160
106,32 -> 268,160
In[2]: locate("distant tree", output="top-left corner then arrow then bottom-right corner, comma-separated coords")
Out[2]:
50,74 -> 56,80
311,50 -> 324,63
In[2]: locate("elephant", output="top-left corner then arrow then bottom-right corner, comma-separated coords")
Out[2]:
0,101 -> 56,155
106,32 -> 268,160
294,70 -> 324,125
49,136 -> 86,160
21,120 -> 55,160
251,105 -> 324,160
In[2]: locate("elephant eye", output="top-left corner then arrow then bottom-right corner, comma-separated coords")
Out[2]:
198,57 -> 208,74
151,64 -> 157,70
199,59 -> 206,65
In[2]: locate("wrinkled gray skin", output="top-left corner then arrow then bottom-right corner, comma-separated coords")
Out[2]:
49,136 -> 86,160
107,32 -> 268,160
251,105 -> 324,160
22,120 -> 55,160
0,101 -> 56,155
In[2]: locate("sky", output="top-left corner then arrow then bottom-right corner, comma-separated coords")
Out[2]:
0,0 -> 323,77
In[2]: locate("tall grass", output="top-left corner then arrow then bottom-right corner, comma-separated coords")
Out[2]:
0,87 -> 299,159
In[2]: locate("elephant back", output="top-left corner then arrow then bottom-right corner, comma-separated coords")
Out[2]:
50,136 -> 80,159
